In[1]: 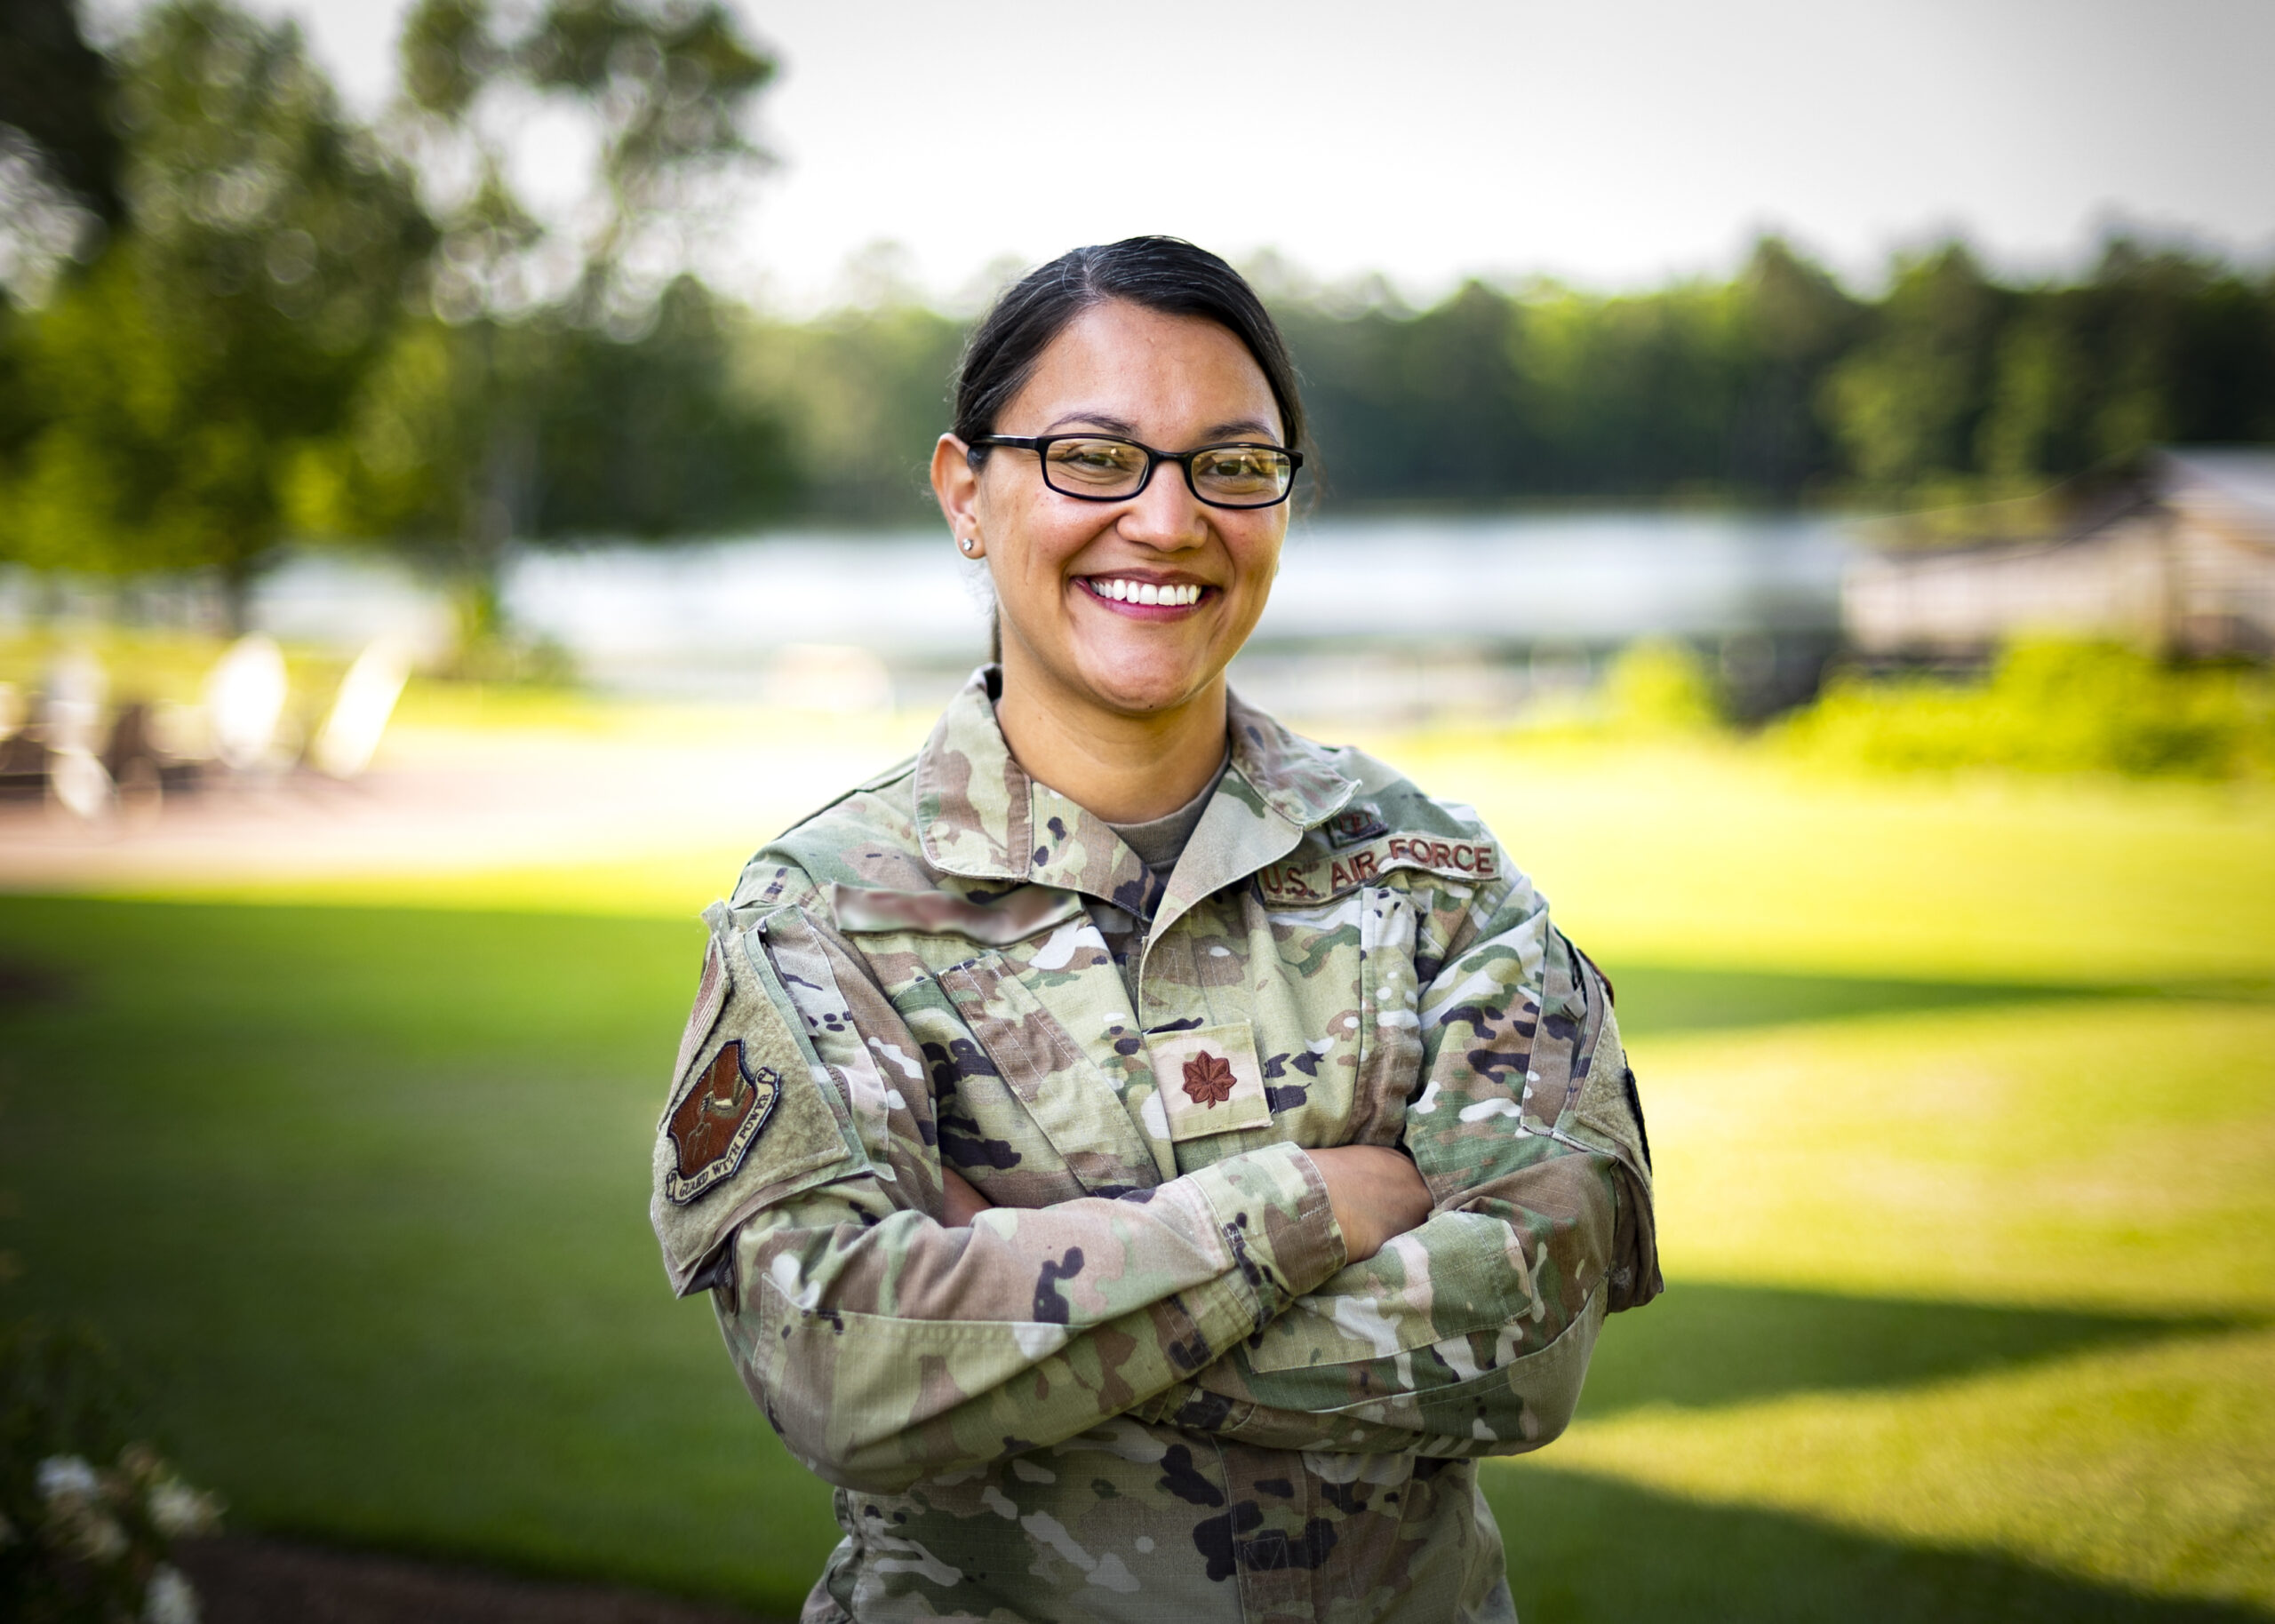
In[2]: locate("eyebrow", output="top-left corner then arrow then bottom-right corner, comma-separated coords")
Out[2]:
1040,411 -> 1285,444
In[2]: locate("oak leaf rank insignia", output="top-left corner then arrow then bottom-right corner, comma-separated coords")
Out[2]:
664,1039 -> 780,1205
1182,1051 -> 1238,1108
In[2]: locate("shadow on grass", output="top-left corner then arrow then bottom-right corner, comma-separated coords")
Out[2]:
1579,1283 -> 2238,1417
1608,963 -> 2118,1035
1487,1465 -> 2268,1623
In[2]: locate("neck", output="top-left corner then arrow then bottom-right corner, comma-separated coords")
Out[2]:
994,664 -> 1229,824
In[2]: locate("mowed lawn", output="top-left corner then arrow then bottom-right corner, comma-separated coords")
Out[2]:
2,729 -> 2271,1619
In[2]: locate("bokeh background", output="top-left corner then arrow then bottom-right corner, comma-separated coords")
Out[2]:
3,1 -> 2272,1620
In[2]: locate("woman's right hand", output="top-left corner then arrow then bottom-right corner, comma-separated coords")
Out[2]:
1306,1145 -> 1432,1262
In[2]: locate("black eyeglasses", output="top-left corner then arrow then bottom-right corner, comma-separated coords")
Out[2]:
970,434 -> 1303,509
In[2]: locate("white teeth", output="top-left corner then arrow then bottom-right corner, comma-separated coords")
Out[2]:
1090,578 -> 1201,606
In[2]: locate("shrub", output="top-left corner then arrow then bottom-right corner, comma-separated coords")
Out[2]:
1777,639 -> 2273,777
1,1319 -> 221,1624
1603,638 -> 1721,735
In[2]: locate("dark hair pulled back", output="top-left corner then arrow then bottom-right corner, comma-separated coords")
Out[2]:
952,236 -> 1305,457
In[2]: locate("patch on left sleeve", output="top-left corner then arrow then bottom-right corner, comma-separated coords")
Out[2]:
651,917 -> 869,1294
663,1039 -> 781,1206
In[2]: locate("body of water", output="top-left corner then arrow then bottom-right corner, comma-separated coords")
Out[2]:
236,509 -> 1858,716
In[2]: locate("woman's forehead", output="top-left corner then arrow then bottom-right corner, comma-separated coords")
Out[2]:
1010,300 -> 1281,439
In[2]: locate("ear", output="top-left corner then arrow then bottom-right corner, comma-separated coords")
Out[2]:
931,434 -> 981,545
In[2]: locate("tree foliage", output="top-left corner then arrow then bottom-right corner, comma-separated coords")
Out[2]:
0,0 -> 432,613
729,299 -> 967,521
773,234 -> 2270,521
0,0 -> 787,633
0,0 -> 123,225
1265,236 -> 2273,511
323,0 -> 780,639
396,0 -> 774,330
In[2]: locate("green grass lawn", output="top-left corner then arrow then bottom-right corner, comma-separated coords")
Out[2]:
0,899 -> 843,1606
4,733 -> 2272,1619
1492,997 -> 2275,1618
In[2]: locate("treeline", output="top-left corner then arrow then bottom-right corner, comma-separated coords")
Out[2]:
752,236 -> 2275,519
1281,239 -> 2275,506
4,0 -> 2274,625
641,234 -> 2275,524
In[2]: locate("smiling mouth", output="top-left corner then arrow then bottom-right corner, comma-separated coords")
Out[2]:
1082,577 -> 1209,608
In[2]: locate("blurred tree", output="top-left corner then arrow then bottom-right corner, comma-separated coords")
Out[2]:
1821,236 -> 2275,500
1279,279 -> 1538,506
1277,237 -> 1862,506
1514,279 -> 1750,494
1724,237 -> 1860,494
535,276 -> 800,535
730,292 -> 964,522
1822,243 -> 2008,496
339,0 -> 780,642
396,0 -> 775,333
0,0 -> 122,305
0,0 -> 123,223
1976,303 -> 2087,484
2072,239 -> 2275,462
0,0 -> 435,624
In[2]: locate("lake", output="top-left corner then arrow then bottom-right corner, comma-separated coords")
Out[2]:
246,509 -> 1860,717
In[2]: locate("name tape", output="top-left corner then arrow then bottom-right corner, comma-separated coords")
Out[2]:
1255,832 -> 1499,904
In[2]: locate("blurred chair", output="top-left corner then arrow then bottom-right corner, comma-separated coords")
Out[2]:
310,639 -> 411,779
42,647 -> 115,824
98,700 -> 205,821
0,681 -> 40,801
204,633 -> 291,772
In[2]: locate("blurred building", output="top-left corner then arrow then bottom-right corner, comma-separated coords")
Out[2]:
1844,449 -> 2275,660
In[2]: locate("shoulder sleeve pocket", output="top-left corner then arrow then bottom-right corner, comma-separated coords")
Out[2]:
651,910 -> 866,1295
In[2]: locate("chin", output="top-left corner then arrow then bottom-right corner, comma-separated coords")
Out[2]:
1078,650 -> 1218,717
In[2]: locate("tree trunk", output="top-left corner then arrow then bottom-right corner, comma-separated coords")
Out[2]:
219,561 -> 256,639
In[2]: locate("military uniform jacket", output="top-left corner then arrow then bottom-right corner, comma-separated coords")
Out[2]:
651,669 -> 1661,1624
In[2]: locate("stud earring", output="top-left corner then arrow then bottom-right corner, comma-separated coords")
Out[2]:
959,536 -> 980,555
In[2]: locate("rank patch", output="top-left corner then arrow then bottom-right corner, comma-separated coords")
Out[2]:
1149,1022 -> 1272,1141
664,1039 -> 781,1205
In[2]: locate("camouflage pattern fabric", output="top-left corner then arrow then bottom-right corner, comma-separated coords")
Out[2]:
651,667 -> 1661,1624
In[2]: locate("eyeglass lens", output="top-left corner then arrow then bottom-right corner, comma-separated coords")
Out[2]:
1042,438 -> 1294,506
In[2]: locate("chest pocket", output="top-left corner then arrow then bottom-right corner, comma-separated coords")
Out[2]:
1241,878 -> 1427,1154
832,883 -> 1165,1202
1242,885 -> 1369,1148
937,936 -> 1164,1198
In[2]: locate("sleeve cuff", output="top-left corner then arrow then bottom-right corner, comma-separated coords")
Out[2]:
1185,1142 -> 1347,1327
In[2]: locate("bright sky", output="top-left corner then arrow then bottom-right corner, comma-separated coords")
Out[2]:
204,0 -> 2275,309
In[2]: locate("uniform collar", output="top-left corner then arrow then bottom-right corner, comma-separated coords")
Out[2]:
914,665 -> 1358,905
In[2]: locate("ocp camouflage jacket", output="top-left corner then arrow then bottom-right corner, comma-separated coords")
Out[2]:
651,668 -> 1660,1624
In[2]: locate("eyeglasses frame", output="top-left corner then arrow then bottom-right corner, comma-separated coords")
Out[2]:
967,433 -> 1305,510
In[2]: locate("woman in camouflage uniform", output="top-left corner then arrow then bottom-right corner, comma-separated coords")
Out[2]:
651,237 -> 1659,1624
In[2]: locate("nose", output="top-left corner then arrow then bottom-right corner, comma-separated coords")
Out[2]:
1115,458 -> 1209,553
